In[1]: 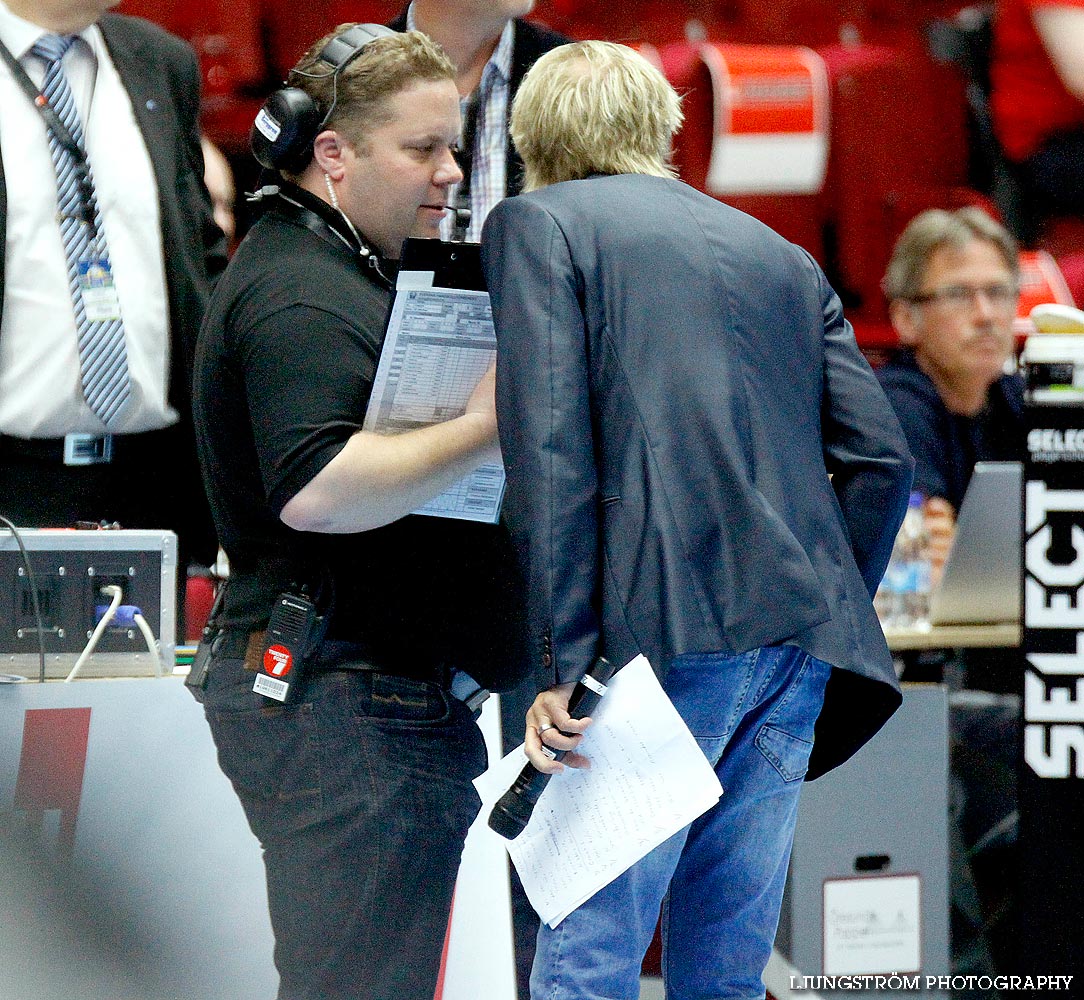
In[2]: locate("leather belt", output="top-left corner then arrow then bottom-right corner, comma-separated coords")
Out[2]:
210,629 -> 449,686
0,428 -> 174,466
0,432 -> 113,465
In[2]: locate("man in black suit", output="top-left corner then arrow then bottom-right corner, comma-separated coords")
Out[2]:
0,0 -> 224,570
483,41 -> 914,1000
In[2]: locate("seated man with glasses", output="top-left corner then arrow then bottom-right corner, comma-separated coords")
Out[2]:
878,207 -> 1025,583
878,207 -> 1024,973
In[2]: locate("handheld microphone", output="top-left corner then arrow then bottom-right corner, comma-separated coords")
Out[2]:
488,656 -> 618,840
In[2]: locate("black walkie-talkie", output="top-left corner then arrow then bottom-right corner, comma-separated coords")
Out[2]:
488,656 -> 618,840
252,591 -> 321,703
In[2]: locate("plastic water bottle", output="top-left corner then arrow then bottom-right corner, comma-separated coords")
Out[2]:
875,491 -> 932,629
874,550 -> 905,626
897,491 -> 932,629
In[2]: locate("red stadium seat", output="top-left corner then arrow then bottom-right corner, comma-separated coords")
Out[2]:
116,0 -> 187,36
818,40 -> 971,312
259,2 -> 402,83
727,0 -> 866,48
259,0 -> 333,83
532,0 -> 722,44
118,0 -> 269,153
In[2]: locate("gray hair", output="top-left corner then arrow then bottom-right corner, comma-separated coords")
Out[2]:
883,207 -> 1019,302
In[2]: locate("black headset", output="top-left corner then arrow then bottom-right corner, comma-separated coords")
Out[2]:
250,23 -> 397,173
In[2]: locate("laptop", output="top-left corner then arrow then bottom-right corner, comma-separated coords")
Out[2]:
928,461 -> 1023,626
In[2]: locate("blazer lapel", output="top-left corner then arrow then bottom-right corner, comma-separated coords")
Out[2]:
97,15 -> 178,197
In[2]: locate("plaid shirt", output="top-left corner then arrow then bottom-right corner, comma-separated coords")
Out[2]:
407,3 -> 514,241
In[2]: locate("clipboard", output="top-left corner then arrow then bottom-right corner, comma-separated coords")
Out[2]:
363,238 -> 505,524
396,236 -> 487,291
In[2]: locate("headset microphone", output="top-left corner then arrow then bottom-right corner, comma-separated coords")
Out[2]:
448,206 -> 471,241
250,23 -> 396,173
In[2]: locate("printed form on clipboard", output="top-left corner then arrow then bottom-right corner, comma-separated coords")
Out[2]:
362,239 -> 505,524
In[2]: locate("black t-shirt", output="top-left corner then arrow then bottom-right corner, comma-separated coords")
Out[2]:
193,189 -> 525,688
877,349 -> 1025,510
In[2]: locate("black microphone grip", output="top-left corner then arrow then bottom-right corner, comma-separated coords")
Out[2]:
488,656 -> 618,840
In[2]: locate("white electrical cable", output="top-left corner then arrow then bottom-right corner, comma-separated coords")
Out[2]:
132,611 -> 164,678
64,584 -> 123,683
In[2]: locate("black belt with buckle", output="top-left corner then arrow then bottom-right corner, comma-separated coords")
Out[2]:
0,432 -> 114,466
206,629 -> 488,712
211,629 -> 448,684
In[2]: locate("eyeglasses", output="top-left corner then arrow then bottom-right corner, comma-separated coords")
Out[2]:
908,283 -> 1019,311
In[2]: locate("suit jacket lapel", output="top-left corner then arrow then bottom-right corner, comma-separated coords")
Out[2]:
98,14 -> 178,201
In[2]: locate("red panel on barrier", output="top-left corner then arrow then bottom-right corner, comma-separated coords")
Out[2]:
185,574 -> 216,643
14,707 -> 92,856
1018,250 -> 1074,317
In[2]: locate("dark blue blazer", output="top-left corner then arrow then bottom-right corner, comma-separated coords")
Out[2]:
482,173 -> 914,777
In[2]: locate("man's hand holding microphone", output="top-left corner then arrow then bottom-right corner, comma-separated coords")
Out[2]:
488,657 -> 617,839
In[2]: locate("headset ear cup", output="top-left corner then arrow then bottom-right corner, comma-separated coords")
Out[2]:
251,88 -> 323,172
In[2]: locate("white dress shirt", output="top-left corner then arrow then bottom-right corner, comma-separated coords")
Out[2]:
0,0 -> 174,437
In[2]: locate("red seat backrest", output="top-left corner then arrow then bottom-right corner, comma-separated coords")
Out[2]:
819,40 -> 970,310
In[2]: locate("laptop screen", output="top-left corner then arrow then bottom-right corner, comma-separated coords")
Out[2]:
928,461 -> 1023,626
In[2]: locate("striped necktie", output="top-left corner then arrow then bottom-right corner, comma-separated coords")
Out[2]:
32,33 -> 130,427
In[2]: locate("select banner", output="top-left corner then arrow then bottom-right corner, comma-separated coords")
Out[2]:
1021,398 -> 1084,979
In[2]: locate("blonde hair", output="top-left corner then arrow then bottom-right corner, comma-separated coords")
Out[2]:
883,207 -> 1019,302
510,40 -> 683,192
289,27 -> 454,152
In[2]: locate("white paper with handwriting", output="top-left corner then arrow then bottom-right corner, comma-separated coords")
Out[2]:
474,654 -> 723,927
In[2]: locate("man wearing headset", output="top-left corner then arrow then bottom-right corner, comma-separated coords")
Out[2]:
191,26 -> 525,1000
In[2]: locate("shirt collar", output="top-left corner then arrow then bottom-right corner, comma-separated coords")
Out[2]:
489,17 -> 514,85
0,0 -> 51,61
0,0 -> 101,67
404,3 -> 514,86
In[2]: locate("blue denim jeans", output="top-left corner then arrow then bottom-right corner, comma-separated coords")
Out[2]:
203,657 -> 486,1000
530,644 -> 832,1000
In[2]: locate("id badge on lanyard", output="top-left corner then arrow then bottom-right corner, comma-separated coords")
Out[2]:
77,249 -> 122,322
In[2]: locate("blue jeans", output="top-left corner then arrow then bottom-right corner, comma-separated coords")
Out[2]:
203,657 -> 486,1000
530,645 -> 832,1000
